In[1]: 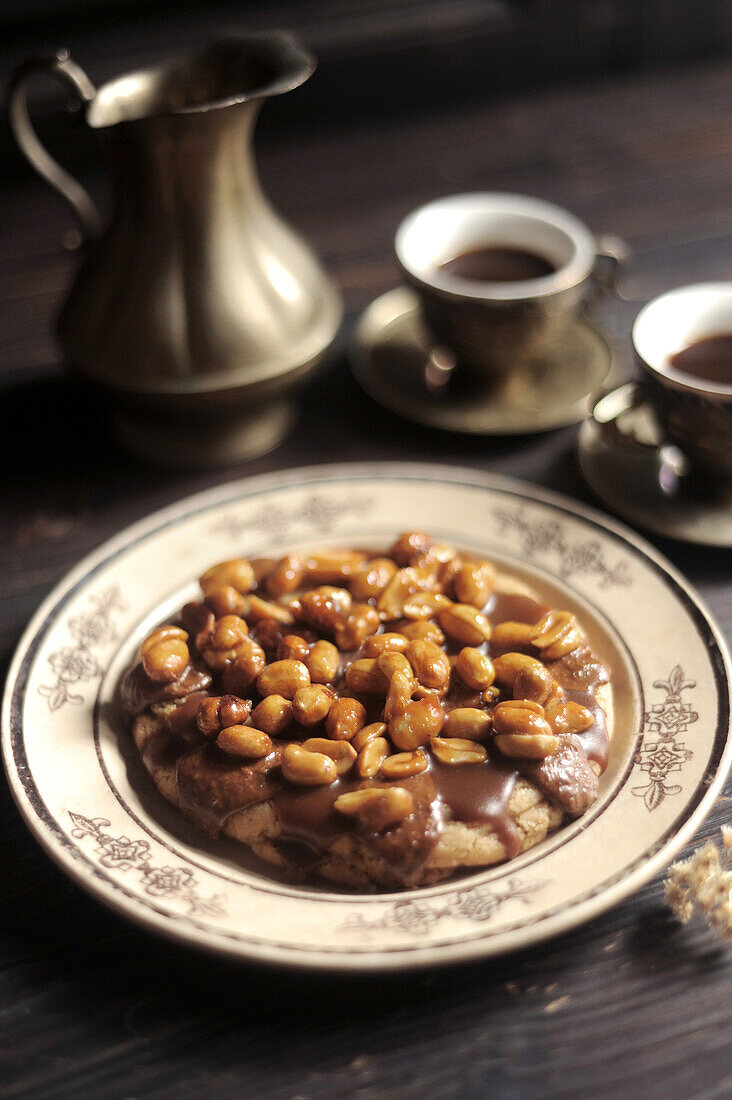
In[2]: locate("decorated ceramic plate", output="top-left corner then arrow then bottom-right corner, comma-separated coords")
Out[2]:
3,464 -> 730,971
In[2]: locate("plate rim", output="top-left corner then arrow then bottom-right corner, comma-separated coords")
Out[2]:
3,461 -> 731,971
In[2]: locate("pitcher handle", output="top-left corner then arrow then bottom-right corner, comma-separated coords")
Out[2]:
8,49 -> 101,246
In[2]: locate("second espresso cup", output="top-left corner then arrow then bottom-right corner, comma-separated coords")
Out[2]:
395,193 -> 610,376
632,283 -> 732,479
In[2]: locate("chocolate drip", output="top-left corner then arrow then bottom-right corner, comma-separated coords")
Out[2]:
120,662 -> 211,717
176,743 -> 280,838
430,755 -> 520,858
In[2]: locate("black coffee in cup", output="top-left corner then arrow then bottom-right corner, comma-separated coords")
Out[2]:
439,246 -> 556,283
669,335 -> 732,386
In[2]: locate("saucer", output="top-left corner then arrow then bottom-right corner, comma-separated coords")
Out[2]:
350,287 -> 616,435
578,383 -> 732,547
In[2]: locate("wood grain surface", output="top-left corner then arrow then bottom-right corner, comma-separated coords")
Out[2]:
1,54 -> 731,1100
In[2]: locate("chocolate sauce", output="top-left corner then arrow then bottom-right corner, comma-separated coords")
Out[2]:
430,755 -> 520,858
124,556 -> 611,885
439,246 -> 555,283
120,662 -> 211,717
669,334 -> 732,386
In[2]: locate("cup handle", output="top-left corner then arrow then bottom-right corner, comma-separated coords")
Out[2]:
590,380 -> 689,482
592,234 -> 631,295
8,49 -> 101,247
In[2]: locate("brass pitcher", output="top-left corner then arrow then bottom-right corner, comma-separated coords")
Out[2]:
9,35 -> 342,464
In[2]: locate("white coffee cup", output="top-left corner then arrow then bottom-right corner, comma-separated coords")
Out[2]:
395,193 -> 619,376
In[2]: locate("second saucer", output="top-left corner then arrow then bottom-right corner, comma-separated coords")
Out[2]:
350,287 -> 615,435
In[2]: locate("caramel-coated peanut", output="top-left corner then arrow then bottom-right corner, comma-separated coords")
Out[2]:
277,634 -> 311,662
494,731 -> 559,759
335,603 -> 380,650
334,786 -> 413,830
406,639 -> 451,691
389,697 -> 445,750
452,560 -> 496,608
493,652 -> 549,689
530,610 -> 585,659
395,620 -> 446,645
380,749 -> 428,779
281,744 -> 337,786
292,684 -> 335,726
199,558 -> 255,596
345,658 -> 390,694
141,625 -> 188,655
295,586 -> 353,632
221,639 -> 266,695
352,722 -> 388,752
356,737 -> 390,778
437,604 -> 491,647
401,591 -> 451,620
455,647 -> 495,691
490,621 -> 536,652
360,632 -> 409,657
430,737 -> 488,766
305,639 -> 340,684
384,667 -> 416,722
251,694 -> 293,737
203,584 -> 248,618
349,558 -> 398,601
196,693 -> 251,736
265,553 -> 304,598
376,650 -> 413,681
513,662 -> 556,705
216,724 -> 272,759
545,699 -> 595,735
257,659 -> 310,700
443,707 -> 492,741
141,626 -> 190,683
376,565 -> 436,621
389,531 -> 431,567
245,594 -> 294,625
301,737 -> 357,775
302,549 -> 368,584
325,696 -> 367,741
492,700 -> 553,740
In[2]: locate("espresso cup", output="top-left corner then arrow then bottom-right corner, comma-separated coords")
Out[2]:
632,283 -> 732,479
395,193 -> 617,376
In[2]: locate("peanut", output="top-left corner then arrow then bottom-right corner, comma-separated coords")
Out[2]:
443,707 -> 492,741
325,696 -> 367,741
199,558 -> 255,596
349,558 -> 398,601
345,658 -> 390,694
281,744 -> 337,786
452,560 -> 496,608
430,737 -> 488,766
301,737 -> 357,775
256,659 -> 310,699
455,647 -> 495,691
530,610 -> 584,659
251,694 -> 293,737
216,724 -> 272,759
292,684 -> 335,727
406,639 -> 451,691
305,639 -> 340,684
356,737 -> 390,778
438,603 -> 491,646
380,749 -> 428,779
389,697 -> 444,750
334,786 -> 413,830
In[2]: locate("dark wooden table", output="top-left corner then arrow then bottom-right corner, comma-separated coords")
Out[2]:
1,57 -> 731,1100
